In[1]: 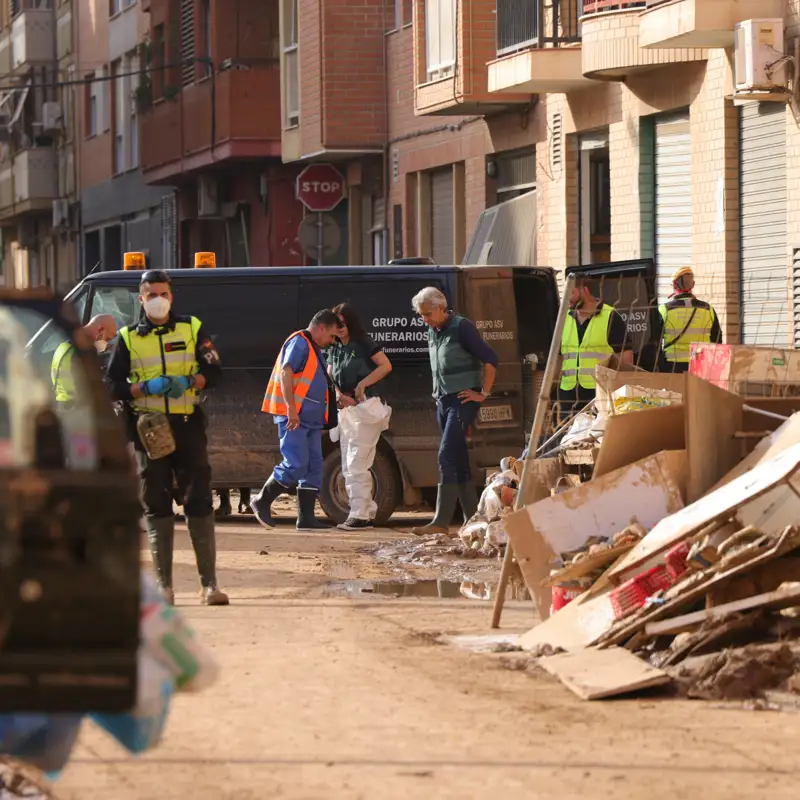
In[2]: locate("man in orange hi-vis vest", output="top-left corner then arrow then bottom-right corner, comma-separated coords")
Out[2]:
251,309 -> 340,532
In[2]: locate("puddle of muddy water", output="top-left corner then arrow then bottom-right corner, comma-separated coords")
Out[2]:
323,579 -> 530,602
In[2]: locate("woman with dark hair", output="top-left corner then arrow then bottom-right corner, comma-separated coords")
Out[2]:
327,303 -> 393,531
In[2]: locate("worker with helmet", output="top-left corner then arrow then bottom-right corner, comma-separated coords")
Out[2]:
104,264 -> 229,606
656,267 -> 722,373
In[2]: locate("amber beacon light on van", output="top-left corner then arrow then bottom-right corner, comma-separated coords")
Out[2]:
123,252 -> 146,270
194,252 -> 216,268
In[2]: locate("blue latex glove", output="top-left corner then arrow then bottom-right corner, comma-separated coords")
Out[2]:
143,376 -> 171,396
166,375 -> 191,399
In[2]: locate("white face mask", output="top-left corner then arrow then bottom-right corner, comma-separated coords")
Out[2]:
143,296 -> 171,319
94,339 -> 108,354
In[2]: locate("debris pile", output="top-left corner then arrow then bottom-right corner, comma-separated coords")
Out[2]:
499,347 -> 800,707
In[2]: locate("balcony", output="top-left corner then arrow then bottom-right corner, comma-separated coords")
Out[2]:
488,0 -> 592,95
639,0 -> 783,49
11,7 -> 54,72
580,0 -> 706,79
0,148 -> 57,220
414,0 -> 529,115
141,61 -> 282,184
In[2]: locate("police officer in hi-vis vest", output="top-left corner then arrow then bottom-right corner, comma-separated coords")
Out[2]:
105,267 -> 229,606
51,314 -> 118,406
251,310 -> 340,532
655,266 -> 722,373
558,276 -> 631,424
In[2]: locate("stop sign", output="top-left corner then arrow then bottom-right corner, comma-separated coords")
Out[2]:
296,164 -> 345,212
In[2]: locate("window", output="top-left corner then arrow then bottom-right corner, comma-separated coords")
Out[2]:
425,0 -> 455,79
578,130 -> 611,265
85,72 -> 97,137
101,66 -> 110,131
88,284 -> 140,330
152,24 -> 165,99
62,64 -> 75,142
112,59 -> 124,173
402,0 -> 412,25
109,0 -> 122,14
200,0 -> 212,77
282,0 -> 299,126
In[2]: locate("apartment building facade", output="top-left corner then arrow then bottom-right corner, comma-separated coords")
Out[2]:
138,0 -> 306,268
280,0 -> 800,350
0,0 -> 79,291
77,0 -> 173,273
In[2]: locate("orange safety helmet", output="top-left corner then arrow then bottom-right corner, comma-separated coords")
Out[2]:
194,252 -> 216,268
123,252 -> 146,270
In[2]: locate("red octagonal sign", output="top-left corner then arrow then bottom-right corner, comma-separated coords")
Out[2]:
296,164 -> 345,212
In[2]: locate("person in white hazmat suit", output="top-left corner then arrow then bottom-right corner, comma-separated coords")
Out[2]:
327,303 -> 393,531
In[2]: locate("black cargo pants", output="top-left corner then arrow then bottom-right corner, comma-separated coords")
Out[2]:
134,411 -> 214,519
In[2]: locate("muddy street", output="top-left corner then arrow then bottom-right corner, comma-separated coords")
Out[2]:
58,516 -> 800,799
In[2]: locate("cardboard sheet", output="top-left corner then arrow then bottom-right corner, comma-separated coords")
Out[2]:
609,442 -> 800,584
538,646 -> 671,700
685,375 -> 744,503
520,591 -> 617,652
593,404 -> 685,485
506,450 -> 686,619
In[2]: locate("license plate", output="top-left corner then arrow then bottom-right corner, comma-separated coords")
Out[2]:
479,404 -> 513,423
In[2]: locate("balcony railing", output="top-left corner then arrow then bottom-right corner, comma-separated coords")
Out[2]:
497,0 -> 582,56
582,0 -> 645,13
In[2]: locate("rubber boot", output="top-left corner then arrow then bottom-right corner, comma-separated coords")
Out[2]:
186,515 -> 230,606
411,484 -> 459,537
296,487 -> 333,531
250,476 -> 285,530
146,516 -> 175,597
216,489 -> 232,519
457,482 -> 479,522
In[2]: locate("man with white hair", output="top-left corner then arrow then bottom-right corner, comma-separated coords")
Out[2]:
410,286 -> 498,536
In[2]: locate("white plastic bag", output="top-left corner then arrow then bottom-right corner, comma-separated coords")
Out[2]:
338,397 -> 392,438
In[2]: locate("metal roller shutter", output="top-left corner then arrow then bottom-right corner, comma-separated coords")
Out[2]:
431,168 -> 454,265
740,103 -> 788,347
655,113 -> 692,304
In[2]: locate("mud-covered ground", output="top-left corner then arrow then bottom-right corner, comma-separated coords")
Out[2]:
55,511 -> 800,799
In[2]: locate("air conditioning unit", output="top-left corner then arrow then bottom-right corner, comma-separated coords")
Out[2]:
197,176 -> 219,217
52,198 -> 69,229
41,101 -> 62,134
734,19 -> 791,103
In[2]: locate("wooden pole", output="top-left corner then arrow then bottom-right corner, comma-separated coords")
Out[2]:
491,274 -> 576,629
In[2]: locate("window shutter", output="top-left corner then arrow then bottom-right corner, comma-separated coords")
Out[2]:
180,0 -> 195,87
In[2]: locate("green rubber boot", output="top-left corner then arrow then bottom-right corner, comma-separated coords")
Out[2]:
186,515 -> 230,605
411,483 -> 459,537
458,482 -> 479,522
146,516 -> 175,597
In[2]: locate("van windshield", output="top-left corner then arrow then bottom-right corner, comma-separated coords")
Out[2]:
89,285 -> 141,329
25,284 -> 90,363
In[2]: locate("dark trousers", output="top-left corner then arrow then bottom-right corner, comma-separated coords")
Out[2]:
555,386 -> 595,426
436,393 -> 480,485
134,412 -> 213,519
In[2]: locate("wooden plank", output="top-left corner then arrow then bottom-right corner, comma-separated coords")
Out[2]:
609,443 -> 800,584
538,646 -> 671,701
685,374 -> 744,504
541,542 -> 637,587
644,585 -> 800,638
595,526 -> 800,649
593,404 -> 685,481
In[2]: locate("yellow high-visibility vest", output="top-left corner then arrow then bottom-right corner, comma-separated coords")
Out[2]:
658,302 -> 716,364
51,341 -> 76,402
560,305 -> 614,391
120,317 -> 202,415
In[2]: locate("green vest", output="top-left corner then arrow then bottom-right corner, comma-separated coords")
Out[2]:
428,315 -> 483,398
560,305 -> 614,391
658,302 -> 716,364
51,341 -> 76,402
120,317 -> 202,415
